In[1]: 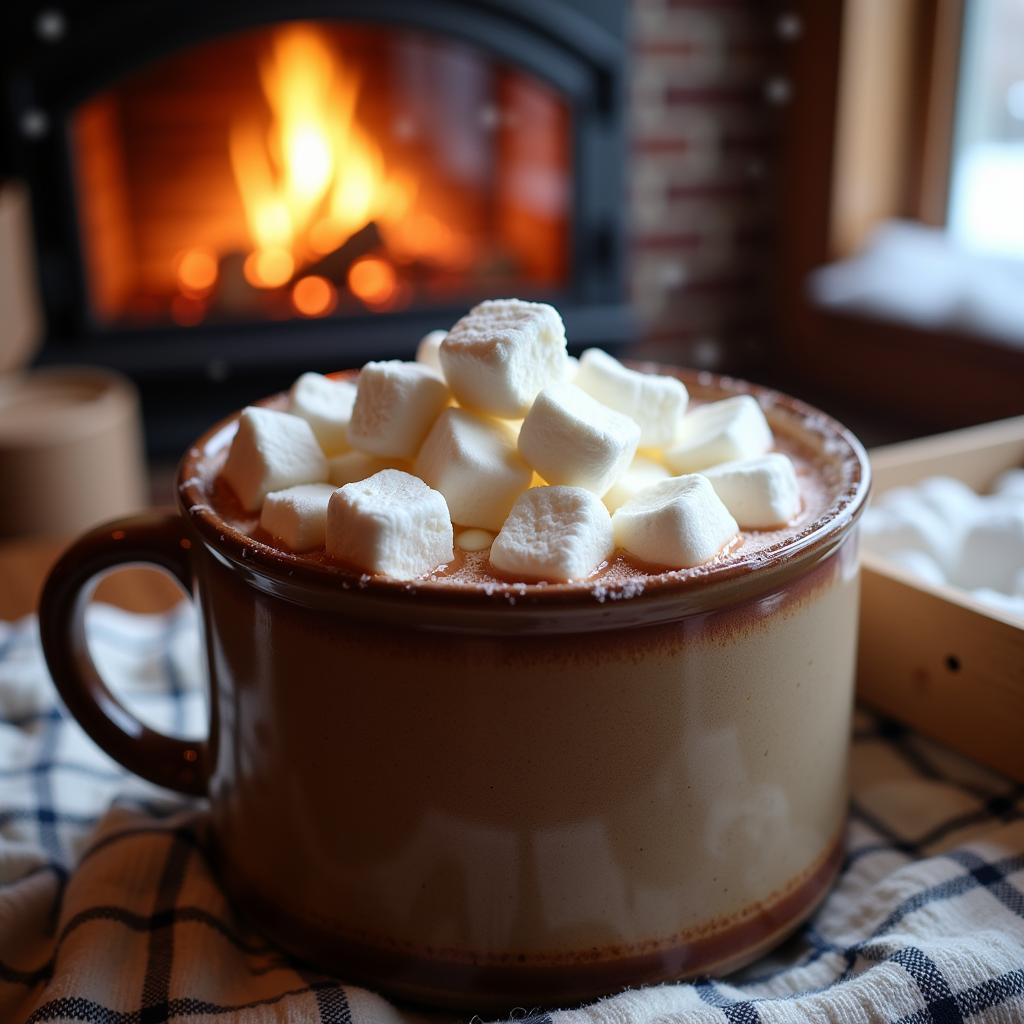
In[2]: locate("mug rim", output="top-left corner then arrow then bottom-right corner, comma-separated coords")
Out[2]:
176,364 -> 870,616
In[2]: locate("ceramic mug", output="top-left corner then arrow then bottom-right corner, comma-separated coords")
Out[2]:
39,370 -> 870,1010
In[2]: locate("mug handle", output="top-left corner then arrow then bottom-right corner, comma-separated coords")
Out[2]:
39,510 -> 208,796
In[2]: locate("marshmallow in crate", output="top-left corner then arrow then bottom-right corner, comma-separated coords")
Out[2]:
856,415 -> 1024,782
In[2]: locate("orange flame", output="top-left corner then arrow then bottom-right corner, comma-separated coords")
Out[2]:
348,256 -> 398,308
291,275 -> 337,317
229,25 -> 417,285
176,248 -> 218,294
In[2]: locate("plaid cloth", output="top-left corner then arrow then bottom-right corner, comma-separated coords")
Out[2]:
2,606 -> 1024,1024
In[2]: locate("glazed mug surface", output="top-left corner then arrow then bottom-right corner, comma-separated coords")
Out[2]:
39,370 -> 870,1010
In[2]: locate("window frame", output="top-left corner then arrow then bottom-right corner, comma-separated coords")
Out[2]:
775,0 -> 1024,430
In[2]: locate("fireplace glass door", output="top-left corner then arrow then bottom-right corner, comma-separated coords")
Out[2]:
72,21 -> 572,328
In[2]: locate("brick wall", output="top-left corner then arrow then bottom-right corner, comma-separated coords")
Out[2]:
630,0 -> 797,371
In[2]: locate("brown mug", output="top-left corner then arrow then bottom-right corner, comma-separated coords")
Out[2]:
39,369 -> 870,1011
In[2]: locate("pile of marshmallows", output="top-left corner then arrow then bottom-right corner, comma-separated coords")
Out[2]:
220,299 -> 800,582
861,471 -> 1024,620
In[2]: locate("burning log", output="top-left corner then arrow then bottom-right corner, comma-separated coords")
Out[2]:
194,220 -> 387,322
305,221 -> 383,281
209,251 -> 255,317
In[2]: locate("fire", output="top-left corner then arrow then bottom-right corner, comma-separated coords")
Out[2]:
348,256 -> 398,308
229,25 -> 417,289
291,275 -> 337,317
176,248 -> 218,294
244,247 -> 294,289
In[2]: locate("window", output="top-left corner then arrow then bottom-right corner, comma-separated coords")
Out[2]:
947,0 -> 1024,256
775,1 -> 1024,429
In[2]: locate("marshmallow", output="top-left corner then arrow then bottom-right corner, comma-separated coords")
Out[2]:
602,456 -> 670,513
700,453 -> 801,529
288,372 -> 357,456
859,504 -> 950,568
909,476 -> 980,540
348,361 -> 450,459
259,483 -> 334,551
885,549 -> 947,588
871,478 -> 980,562
575,348 -> 689,448
326,470 -> 453,579
327,451 -> 401,487
221,406 -> 328,512
993,468 -> 1024,499
970,588 -> 1024,621
875,485 -> 919,510
517,383 -> 641,496
439,299 -> 567,417
490,486 -> 613,582
416,330 -> 447,375
562,354 -> 580,383
950,507 -> 1024,592
612,474 -> 739,569
457,528 -> 494,552
414,408 -> 532,531
665,396 -> 773,474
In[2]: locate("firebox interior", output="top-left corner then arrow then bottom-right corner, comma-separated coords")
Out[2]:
73,21 -> 571,328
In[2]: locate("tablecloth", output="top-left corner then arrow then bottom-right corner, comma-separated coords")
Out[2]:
1,604 -> 1023,1023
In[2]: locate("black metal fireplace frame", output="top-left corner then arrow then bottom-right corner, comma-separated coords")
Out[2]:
2,0 -> 629,452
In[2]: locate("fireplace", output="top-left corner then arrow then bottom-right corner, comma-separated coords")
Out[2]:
3,2 -> 629,453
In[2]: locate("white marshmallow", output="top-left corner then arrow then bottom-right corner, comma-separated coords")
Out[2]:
575,348 -> 689,448
221,406 -> 328,513
259,483 -> 334,552
612,474 -> 739,569
326,470 -> 454,579
517,382 -> 641,496
562,354 -> 580,383
327,451 -> 402,487
439,299 -> 567,417
700,453 -> 801,529
885,549 -> 947,588
993,468 -> 1024,499
951,507 -> 1024,592
490,486 -> 613,582
970,588 -> 1024,621
873,480 -> 978,559
859,504 -> 950,568
414,408 -> 532,531
288,372 -> 357,456
416,330 -> 447,375
913,476 -> 981,539
602,456 -> 670,513
665,395 -> 773,474
348,361 -> 450,459
875,485 -> 919,511
457,528 -> 494,552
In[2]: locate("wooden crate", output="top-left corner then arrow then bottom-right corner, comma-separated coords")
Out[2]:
857,416 -> 1024,781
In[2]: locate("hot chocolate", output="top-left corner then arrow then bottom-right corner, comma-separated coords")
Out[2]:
42,350 -> 869,1010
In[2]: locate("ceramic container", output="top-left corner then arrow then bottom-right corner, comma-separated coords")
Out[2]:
40,369 -> 870,1010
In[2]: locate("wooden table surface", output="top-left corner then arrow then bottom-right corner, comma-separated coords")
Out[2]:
0,535 -> 184,621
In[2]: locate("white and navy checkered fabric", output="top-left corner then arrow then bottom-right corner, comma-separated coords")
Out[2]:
2,605 -> 1024,1024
